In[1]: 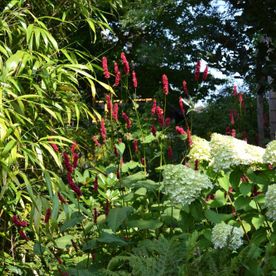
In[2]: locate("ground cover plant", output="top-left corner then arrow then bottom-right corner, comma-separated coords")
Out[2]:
0,1 -> 276,276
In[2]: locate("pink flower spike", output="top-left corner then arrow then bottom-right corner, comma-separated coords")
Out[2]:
112,103 -> 119,121
58,192 -> 66,204
12,215 -> 28,228
93,176 -> 98,192
187,128 -> 193,146
162,74 -> 169,95
194,60 -> 201,81
92,136 -> 101,147
175,126 -> 186,135
182,80 -> 188,96
100,118 -> 107,143
18,230 -> 29,241
122,112 -> 132,129
179,96 -> 185,114
120,52 -> 130,75
50,143 -> 59,153
203,65 -> 208,81
233,84 -> 238,96
151,99 -> 157,115
70,142 -> 77,154
132,71 -> 138,89
73,153 -> 78,169
106,94 -> 112,113
102,57 -> 110,79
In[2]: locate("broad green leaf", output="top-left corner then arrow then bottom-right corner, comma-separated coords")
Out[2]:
252,215 -> 265,230
115,143 -> 125,156
55,235 -> 74,249
205,209 -> 232,224
106,207 -> 133,232
98,232 -> 127,246
60,212 -> 84,232
127,219 -> 163,230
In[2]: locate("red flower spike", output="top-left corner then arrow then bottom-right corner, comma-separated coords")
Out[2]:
63,152 -> 73,173
122,112 -> 132,129
93,176 -> 98,192
100,118 -> 107,143
12,215 -> 28,228
44,208 -> 51,224
167,146 -> 173,160
73,153 -> 78,169
179,96 -> 185,114
133,139 -> 139,153
114,71 -> 121,87
102,56 -> 110,79
151,125 -> 157,136
233,84 -> 238,96
182,80 -> 188,96
70,142 -> 77,154
231,128 -> 236,138
58,192 -> 66,204
132,71 -> 138,89
114,61 -> 119,75
203,65 -> 208,81
151,99 -> 157,115
229,111 -> 235,126
162,74 -> 169,95
18,230 -> 29,241
156,106 -> 164,126
92,136 -> 101,147
57,257 -> 63,265
165,117 -> 171,127
112,103 -> 119,121
175,126 -> 186,135
194,60 -> 201,81
120,52 -> 130,75
106,94 -> 112,113
187,128 -> 193,146
51,143 -> 59,153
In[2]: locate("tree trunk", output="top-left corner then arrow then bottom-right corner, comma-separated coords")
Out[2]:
269,90 -> 276,140
257,93 -> 265,146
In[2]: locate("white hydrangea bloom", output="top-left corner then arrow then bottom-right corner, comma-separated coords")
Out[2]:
263,140 -> 276,166
265,184 -> 276,220
188,135 -> 211,162
162,164 -> 213,206
210,133 -> 265,171
211,222 -> 243,251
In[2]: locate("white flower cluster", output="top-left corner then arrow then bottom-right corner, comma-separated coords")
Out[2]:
211,222 -> 243,251
162,164 -> 213,206
188,135 -> 211,162
265,184 -> 276,220
210,133 -> 265,171
263,140 -> 276,166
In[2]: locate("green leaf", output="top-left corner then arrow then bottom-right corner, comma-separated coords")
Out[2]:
252,215 -> 265,230
115,143 -> 125,156
2,140 -> 16,156
98,231 -> 127,246
33,242 -> 45,255
60,212 -> 84,232
205,209 -> 232,224
234,196 -> 251,211
121,161 -> 141,173
208,190 -> 226,208
82,240 -> 97,252
55,235 -> 74,249
106,207 -> 133,232
218,173 -> 230,191
229,169 -> 243,190
121,171 -> 147,187
127,219 -> 163,230
239,182 -> 252,196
